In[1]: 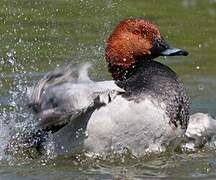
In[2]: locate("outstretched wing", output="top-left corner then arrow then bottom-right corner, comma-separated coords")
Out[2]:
28,64 -> 124,131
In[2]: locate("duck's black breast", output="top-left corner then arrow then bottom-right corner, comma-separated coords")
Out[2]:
116,60 -> 190,130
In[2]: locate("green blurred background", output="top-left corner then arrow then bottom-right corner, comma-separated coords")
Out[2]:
0,0 -> 216,178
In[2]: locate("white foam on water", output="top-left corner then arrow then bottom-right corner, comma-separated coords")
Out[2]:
183,113 -> 216,150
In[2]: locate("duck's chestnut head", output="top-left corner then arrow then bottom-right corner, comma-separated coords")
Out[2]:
105,18 -> 188,80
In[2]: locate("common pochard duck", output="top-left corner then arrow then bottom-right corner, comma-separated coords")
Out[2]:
26,18 -> 192,155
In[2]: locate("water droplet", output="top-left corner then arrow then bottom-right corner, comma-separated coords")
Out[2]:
198,84 -> 204,91
6,50 -> 16,66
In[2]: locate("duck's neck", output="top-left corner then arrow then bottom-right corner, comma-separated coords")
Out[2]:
108,60 -> 151,81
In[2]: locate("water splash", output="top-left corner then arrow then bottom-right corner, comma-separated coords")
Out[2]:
0,50 -> 47,161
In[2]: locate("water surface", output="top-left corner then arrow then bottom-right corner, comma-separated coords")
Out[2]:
0,0 -> 216,179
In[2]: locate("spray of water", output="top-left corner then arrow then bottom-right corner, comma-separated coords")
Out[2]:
0,50 -> 56,162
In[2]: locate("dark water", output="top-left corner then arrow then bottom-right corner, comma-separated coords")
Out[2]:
0,0 -> 216,179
